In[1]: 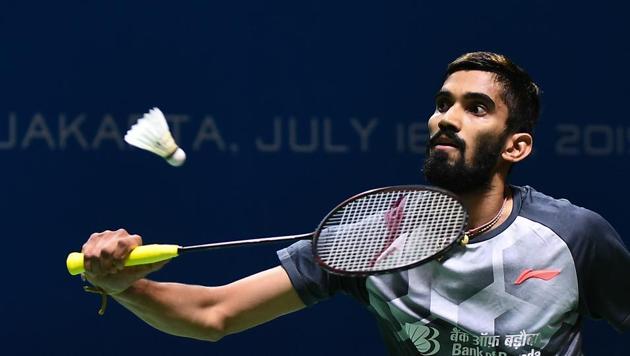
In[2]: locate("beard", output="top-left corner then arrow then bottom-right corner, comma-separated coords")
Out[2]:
423,130 -> 506,195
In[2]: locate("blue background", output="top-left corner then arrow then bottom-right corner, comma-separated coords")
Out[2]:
0,1 -> 627,354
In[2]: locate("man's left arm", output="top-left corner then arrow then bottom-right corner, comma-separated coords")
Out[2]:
577,211 -> 630,332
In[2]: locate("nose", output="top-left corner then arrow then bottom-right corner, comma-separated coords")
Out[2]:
437,106 -> 462,133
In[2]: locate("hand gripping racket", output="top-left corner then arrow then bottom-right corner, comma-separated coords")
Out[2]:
66,186 -> 468,276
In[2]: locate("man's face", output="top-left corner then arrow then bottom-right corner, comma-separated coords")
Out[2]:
423,70 -> 510,194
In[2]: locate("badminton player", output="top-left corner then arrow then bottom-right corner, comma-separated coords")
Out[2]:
81,52 -> 630,355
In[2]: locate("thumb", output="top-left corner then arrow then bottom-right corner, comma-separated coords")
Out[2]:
124,259 -> 170,276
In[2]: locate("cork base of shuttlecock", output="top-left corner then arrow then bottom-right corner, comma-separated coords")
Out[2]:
166,148 -> 186,166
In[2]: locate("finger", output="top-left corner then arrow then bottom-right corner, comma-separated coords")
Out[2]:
111,234 -> 143,270
128,233 -> 143,248
82,244 -> 102,275
82,233 -> 102,274
97,247 -> 115,275
87,230 -> 118,275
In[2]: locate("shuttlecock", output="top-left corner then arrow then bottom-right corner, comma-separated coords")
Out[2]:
124,107 -> 186,166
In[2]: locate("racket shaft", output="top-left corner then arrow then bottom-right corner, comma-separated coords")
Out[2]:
180,233 -> 313,253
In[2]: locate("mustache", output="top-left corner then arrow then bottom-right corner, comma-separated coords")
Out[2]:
428,129 -> 466,150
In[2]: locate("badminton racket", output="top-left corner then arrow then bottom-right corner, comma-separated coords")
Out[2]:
66,185 -> 468,276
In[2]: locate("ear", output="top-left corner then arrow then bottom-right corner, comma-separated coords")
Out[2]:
502,133 -> 533,163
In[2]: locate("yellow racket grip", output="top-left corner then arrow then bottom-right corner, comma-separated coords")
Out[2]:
66,244 -> 181,275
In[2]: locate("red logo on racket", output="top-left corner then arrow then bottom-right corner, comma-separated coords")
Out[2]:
369,195 -> 407,267
514,269 -> 561,285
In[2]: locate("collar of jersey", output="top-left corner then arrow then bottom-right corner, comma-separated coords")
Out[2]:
464,185 -> 523,244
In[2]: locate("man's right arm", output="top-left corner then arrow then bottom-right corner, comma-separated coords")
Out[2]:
81,229 -> 305,341
111,266 -> 304,341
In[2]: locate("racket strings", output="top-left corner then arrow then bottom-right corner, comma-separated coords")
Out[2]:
325,191 -> 394,270
316,189 -> 466,273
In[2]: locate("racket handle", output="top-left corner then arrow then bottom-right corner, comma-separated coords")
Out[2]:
66,244 -> 181,275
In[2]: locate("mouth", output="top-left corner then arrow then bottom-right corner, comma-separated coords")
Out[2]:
430,135 -> 462,150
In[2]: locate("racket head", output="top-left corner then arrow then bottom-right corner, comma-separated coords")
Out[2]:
312,185 -> 468,276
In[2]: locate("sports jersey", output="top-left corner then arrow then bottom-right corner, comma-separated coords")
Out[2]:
277,185 -> 630,355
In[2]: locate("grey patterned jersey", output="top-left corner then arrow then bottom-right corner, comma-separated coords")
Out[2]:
277,186 -> 630,355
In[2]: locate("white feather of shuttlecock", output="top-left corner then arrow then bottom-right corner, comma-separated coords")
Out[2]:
124,107 -> 186,166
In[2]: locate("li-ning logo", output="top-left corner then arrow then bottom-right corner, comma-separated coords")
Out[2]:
514,269 -> 561,285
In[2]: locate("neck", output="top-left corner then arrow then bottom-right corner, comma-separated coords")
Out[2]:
459,175 -> 512,234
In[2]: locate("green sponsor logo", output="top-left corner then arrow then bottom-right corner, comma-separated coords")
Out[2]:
404,323 -> 440,355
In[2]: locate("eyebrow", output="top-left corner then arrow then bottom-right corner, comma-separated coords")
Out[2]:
435,90 -> 496,111
434,90 -> 452,102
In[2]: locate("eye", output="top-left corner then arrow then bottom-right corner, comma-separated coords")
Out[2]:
468,103 -> 488,116
436,98 -> 452,113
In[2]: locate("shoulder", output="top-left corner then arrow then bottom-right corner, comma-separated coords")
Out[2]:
513,187 -> 630,330
515,185 -> 617,245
